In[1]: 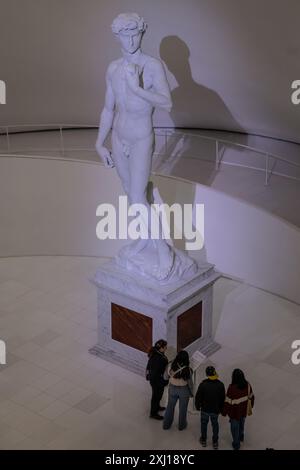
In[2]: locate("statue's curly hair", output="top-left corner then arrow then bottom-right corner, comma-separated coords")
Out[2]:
111,13 -> 147,35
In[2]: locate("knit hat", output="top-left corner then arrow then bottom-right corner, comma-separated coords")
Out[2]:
206,366 -> 218,379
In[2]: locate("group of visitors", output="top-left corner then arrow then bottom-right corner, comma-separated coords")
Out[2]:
146,339 -> 255,450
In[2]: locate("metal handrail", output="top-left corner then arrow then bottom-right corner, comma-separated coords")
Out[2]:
1,123 -> 300,185
169,130 -> 300,169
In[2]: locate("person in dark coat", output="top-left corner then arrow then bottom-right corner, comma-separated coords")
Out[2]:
222,369 -> 255,450
195,366 -> 225,449
146,339 -> 168,420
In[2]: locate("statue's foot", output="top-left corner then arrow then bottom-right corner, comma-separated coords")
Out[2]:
130,238 -> 148,255
152,264 -> 173,281
117,239 -> 197,283
153,243 -> 175,281
118,239 -> 147,260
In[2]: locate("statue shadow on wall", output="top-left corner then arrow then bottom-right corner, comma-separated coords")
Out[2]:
153,35 -> 248,188
150,36 -> 248,266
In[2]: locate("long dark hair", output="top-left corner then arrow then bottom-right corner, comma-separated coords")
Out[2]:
148,339 -> 167,358
171,350 -> 191,380
232,369 -> 248,390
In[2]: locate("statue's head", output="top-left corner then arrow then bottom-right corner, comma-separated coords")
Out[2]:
111,13 -> 147,55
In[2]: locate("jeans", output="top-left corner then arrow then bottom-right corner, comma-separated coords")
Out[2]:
150,381 -> 165,416
200,411 -> 219,443
230,417 -> 246,450
163,384 -> 191,430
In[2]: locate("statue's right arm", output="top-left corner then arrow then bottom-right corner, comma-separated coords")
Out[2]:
96,64 -> 116,167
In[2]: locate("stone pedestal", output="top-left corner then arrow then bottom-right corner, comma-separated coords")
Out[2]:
89,260 -> 221,376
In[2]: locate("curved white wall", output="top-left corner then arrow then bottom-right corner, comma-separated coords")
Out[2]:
0,156 -> 127,257
155,175 -> 300,305
0,155 -> 300,305
1,0 -> 300,143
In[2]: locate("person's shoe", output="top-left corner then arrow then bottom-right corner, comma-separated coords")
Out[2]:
213,441 -> 219,450
199,438 -> 207,447
150,414 -> 163,420
178,423 -> 187,431
158,406 -> 166,411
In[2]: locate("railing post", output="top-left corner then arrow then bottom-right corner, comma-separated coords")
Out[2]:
59,126 -> 65,157
164,129 -> 168,156
6,126 -> 10,152
215,140 -> 219,170
265,153 -> 269,185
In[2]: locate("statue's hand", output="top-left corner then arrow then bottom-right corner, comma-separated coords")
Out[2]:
125,63 -> 140,92
96,143 -> 115,168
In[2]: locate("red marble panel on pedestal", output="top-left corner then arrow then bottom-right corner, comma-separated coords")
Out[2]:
177,301 -> 202,351
111,303 -> 153,353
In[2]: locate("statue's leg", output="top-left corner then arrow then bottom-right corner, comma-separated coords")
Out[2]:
111,132 -> 131,196
128,135 -> 153,206
112,132 -> 148,256
129,136 -> 174,280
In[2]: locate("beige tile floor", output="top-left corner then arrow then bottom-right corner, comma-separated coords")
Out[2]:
0,256 -> 299,450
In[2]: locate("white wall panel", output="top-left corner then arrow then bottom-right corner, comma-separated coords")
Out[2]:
1,0 -> 300,142
0,156 -> 299,304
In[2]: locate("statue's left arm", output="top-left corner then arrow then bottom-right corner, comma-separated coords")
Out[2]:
126,59 -> 172,112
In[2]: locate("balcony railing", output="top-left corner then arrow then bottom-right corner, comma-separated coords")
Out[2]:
1,124 -> 300,185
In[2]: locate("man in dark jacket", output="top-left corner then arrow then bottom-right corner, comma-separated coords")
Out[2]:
146,340 -> 168,420
195,366 -> 225,449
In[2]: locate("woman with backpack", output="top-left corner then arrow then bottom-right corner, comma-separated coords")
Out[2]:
163,350 -> 193,431
222,368 -> 255,450
146,339 -> 168,420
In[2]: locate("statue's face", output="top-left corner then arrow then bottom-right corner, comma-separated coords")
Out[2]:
118,28 -> 143,54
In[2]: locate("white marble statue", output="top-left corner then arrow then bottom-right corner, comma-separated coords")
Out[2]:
96,13 -> 197,282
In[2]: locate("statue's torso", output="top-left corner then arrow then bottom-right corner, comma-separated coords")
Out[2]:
110,56 -> 155,141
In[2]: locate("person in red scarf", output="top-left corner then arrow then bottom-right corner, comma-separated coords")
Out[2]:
222,369 -> 255,450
